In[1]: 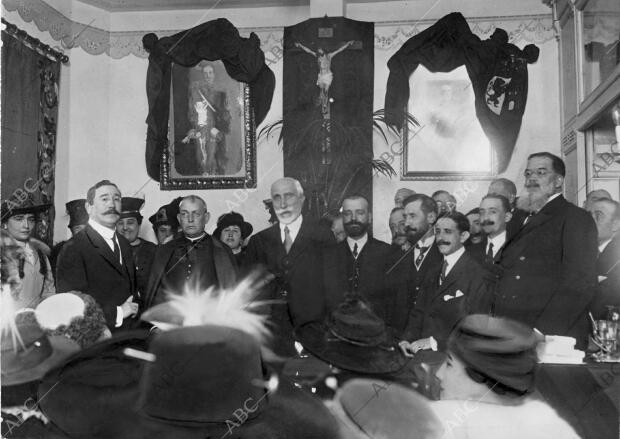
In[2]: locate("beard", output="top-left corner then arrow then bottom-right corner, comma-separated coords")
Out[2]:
344,221 -> 368,238
405,226 -> 428,245
517,189 -> 549,213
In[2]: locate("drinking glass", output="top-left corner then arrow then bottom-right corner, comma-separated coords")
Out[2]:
592,320 -> 619,361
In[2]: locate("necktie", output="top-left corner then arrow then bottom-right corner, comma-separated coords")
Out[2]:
415,245 -> 429,269
352,243 -> 358,258
439,260 -> 448,285
485,242 -> 494,263
112,233 -> 121,264
283,226 -> 293,254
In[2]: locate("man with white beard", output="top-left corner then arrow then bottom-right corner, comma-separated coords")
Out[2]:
494,152 -> 598,348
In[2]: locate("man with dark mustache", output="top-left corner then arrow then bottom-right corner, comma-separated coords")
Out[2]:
464,208 -> 483,246
467,194 -> 512,268
389,207 -> 411,252
57,180 -> 140,332
388,194 -> 443,333
495,152 -> 598,348
323,196 -> 400,328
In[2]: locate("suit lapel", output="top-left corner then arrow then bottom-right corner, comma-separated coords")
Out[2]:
286,219 -> 312,262
436,253 -> 468,296
504,196 -> 565,248
268,224 -> 287,261
86,226 -> 125,275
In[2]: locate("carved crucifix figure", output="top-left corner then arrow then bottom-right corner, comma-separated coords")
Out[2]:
294,40 -> 355,113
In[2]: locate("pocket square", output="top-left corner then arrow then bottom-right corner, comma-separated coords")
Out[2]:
455,290 -> 464,297
443,290 -> 465,302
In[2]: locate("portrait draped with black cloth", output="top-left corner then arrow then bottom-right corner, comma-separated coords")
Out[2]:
384,12 -> 540,173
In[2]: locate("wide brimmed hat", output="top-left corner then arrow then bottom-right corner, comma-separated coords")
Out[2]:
213,211 -> 253,240
38,330 -> 152,439
137,324 -> 341,439
120,197 -> 145,221
1,200 -> 51,223
295,296 -> 409,374
65,199 -> 89,228
149,197 -> 181,228
448,314 -> 539,395
1,311 -> 80,386
332,378 -> 443,439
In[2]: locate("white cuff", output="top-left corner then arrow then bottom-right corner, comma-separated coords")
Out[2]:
429,336 -> 438,351
115,307 -> 123,328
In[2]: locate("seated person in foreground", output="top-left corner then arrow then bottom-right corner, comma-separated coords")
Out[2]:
400,212 -> 492,354
430,314 -> 580,439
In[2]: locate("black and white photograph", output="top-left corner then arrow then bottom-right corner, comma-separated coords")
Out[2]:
1,0 -> 619,438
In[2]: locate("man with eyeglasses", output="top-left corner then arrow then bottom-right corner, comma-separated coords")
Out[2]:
143,195 -> 237,310
494,152 -> 598,348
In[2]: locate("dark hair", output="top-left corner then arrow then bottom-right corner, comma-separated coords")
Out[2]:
464,365 -> 528,398
342,194 -> 370,207
390,207 -> 404,215
481,194 -> 512,213
465,208 -> 480,216
489,178 -> 517,197
431,190 -> 450,198
403,194 -> 438,216
436,211 -> 470,233
86,180 -> 120,205
46,292 -> 108,349
528,152 -> 566,177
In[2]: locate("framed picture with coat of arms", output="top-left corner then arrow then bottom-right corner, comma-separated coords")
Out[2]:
160,60 -> 256,190
401,65 -> 496,180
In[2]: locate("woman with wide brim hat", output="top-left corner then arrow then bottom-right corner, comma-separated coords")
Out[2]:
213,211 -> 253,267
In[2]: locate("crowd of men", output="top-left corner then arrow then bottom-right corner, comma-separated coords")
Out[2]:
2,151 -> 619,357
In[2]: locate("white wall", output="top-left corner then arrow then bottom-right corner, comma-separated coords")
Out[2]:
3,1 -> 559,245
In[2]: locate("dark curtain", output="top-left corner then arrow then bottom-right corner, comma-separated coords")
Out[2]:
1,30 -> 61,244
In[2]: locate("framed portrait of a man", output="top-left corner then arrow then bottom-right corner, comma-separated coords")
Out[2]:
401,65 -> 496,180
160,60 -> 256,190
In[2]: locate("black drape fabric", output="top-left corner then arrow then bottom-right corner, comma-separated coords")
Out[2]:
143,18 -> 276,181
384,13 -> 539,173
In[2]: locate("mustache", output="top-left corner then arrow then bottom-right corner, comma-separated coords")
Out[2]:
481,220 -> 495,226
105,208 -> 120,215
344,220 -> 364,227
437,240 -> 451,246
525,182 -> 540,189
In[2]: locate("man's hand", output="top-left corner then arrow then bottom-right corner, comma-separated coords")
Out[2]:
409,337 -> 435,353
121,296 -> 139,318
398,341 -> 414,357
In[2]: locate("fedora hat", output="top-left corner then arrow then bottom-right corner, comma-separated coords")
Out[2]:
295,295 -> 410,374
1,310 -> 80,386
213,211 -> 253,240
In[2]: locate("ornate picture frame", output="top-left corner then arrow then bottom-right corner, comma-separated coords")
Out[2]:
401,66 -> 496,181
160,60 -> 256,190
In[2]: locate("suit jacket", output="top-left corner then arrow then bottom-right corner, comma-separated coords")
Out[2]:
143,233 -> 237,310
323,237 -> 400,327
590,235 -> 620,319
387,240 -> 444,333
244,219 -> 334,355
507,207 -> 528,238
56,225 -> 137,330
403,251 -> 492,344
495,195 -> 598,347
467,235 -> 505,281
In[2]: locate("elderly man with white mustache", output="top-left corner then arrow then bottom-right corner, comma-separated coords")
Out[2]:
494,152 -> 598,349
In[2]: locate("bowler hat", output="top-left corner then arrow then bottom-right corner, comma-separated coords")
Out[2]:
213,211 -> 253,240
65,199 -> 89,228
1,311 -> 80,386
295,296 -> 410,374
120,197 -> 145,222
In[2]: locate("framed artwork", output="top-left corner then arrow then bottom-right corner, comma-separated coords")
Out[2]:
160,60 -> 256,190
401,66 -> 496,180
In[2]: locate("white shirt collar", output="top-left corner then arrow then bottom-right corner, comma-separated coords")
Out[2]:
186,232 -> 206,242
444,246 -> 466,276
89,218 -> 115,240
347,233 -> 368,256
487,230 -> 507,256
599,238 -> 613,254
279,214 -> 303,243
416,232 -> 435,249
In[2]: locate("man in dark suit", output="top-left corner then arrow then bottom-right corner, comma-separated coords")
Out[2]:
245,177 -> 334,356
56,180 -> 139,332
400,211 -> 491,354
143,195 -> 237,310
495,152 -> 598,348
387,194 -> 443,317
587,198 -> 620,318
323,196 -> 398,326
488,177 -> 528,239
467,194 -> 512,269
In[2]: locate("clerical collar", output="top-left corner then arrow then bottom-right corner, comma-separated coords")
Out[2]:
347,233 -> 368,254
88,218 -> 115,240
185,232 -> 206,242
